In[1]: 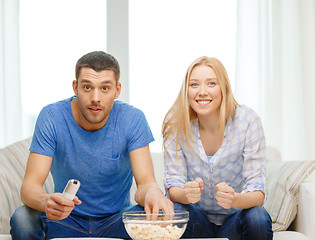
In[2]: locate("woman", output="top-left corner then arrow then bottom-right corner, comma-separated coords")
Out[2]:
162,56 -> 273,239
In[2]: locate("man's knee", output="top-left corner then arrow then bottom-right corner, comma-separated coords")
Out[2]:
11,205 -> 41,228
10,205 -> 44,239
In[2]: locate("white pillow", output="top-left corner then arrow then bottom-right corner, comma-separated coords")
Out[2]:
0,137 -> 54,234
264,160 -> 315,231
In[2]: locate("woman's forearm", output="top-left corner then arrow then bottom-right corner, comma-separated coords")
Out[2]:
168,186 -> 190,204
232,191 -> 265,209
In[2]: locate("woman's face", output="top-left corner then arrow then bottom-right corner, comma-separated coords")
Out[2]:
187,65 -> 222,117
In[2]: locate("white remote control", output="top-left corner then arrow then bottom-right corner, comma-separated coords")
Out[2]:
62,179 -> 80,200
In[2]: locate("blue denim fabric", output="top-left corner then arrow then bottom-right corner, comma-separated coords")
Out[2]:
10,204 -> 143,239
175,203 -> 273,240
10,205 -> 45,240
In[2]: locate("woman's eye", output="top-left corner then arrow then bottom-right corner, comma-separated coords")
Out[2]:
190,83 -> 198,87
209,82 -> 216,86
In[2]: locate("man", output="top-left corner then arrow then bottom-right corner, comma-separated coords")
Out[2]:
10,51 -> 173,239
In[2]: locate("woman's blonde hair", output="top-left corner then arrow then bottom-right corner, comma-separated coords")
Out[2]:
162,56 -> 238,149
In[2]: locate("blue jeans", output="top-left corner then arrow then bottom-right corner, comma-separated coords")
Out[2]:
10,204 -> 143,240
175,203 -> 273,240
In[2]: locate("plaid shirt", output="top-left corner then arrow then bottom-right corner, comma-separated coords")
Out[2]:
164,105 -> 266,225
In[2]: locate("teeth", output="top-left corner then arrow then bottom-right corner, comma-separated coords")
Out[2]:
197,100 -> 210,105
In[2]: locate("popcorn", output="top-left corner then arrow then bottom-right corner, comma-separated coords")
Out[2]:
125,221 -> 184,240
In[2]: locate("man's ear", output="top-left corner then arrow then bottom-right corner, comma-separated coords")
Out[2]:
114,82 -> 122,99
72,80 -> 78,97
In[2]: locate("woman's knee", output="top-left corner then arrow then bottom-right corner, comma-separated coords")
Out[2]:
244,206 -> 272,226
174,203 -> 213,238
243,206 -> 273,239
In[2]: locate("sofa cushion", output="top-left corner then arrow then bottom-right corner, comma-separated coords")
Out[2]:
273,231 -> 308,240
0,137 -> 54,234
0,235 -> 11,240
264,160 -> 315,232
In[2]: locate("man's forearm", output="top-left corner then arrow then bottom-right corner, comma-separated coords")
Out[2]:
21,180 -> 50,212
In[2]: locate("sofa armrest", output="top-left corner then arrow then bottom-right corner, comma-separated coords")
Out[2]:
295,181 -> 315,240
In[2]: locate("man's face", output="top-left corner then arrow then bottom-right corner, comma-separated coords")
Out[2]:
72,67 -> 121,131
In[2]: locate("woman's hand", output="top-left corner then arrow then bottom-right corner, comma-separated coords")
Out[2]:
215,182 -> 235,209
184,178 -> 204,204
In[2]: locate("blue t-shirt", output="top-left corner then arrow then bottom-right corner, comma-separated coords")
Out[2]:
30,97 -> 154,216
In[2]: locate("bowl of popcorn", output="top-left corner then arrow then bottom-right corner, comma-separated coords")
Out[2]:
122,210 -> 189,240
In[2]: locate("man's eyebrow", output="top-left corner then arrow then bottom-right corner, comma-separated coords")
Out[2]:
100,80 -> 115,85
80,79 -> 114,85
80,79 -> 91,83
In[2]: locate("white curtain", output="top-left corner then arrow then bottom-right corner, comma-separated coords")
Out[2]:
0,0 -> 22,148
236,0 -> 315,161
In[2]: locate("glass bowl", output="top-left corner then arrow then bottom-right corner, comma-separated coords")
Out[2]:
122,210 -> 189,240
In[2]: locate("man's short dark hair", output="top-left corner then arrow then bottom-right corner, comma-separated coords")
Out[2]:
75,51 -> 120,82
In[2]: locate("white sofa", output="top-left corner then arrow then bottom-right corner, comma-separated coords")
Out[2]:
0,138 -> 315,240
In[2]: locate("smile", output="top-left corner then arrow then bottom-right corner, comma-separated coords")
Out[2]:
196,100 -> 211,105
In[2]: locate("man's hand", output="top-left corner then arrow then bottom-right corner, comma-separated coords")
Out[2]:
143,184 -> 174,215
215,182 -> 235,209
184,178 -> 204,204
45,193 -> 81,220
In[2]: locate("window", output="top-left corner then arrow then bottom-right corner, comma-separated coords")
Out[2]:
20,0 -> 236,152
129,0 -> 237,152
20,0 -> 107,138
